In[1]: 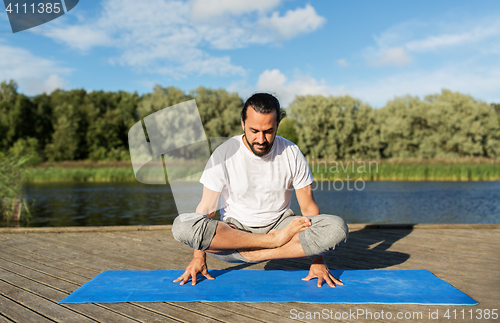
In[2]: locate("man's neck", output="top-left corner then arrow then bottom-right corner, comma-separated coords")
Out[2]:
242,134 -> 252,152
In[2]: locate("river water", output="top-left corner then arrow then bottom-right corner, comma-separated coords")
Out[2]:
19,181 -> 500,227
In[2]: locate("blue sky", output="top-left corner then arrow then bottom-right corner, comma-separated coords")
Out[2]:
1,0 -> 499,107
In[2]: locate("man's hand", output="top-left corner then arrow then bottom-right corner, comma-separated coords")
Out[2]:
302,257 -> 343,288
173,255 -> 214,285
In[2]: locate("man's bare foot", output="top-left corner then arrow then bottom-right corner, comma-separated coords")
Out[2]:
268,217 -> 311,248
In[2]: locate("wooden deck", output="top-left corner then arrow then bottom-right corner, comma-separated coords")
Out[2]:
0,224 -> 499,323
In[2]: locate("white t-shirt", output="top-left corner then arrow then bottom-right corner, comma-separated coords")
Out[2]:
199,135 -> 313,227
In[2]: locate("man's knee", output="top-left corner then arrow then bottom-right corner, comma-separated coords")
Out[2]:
171,213 -> 217,251
300,214 -> 348,257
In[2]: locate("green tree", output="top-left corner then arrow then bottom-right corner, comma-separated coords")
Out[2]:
378,90 -> 500,158
492,103 -> 500,126
290,95 -> 377,158
0,80 -> 39,152
377,95 -> 430,158
276,116 -> 298,144
31,93 -> 54,158
190,86 -> 242,139
44,102 -> 82,161
8,137 -> 42,166
137,85 -> 190,119
431,90 -> 500,157
44,89 -> 102,161
86,91 -> 139,161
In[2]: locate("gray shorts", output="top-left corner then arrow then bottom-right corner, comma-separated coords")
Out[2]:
172,209 -> 348,263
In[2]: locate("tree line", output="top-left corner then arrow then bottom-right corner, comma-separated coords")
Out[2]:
290,91 -> 500,159
1,79 -> 499,163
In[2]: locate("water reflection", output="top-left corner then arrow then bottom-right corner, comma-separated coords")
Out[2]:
20,181 -> 500,227
299,181 -> 500,224
23,182 -> 178,227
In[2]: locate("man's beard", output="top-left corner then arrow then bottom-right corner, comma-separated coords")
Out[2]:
244,135 -> 273,157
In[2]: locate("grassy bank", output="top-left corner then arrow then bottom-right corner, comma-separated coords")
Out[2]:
23,161 -> 137,183
22,158 -> 500,183
310,157 -> 500,181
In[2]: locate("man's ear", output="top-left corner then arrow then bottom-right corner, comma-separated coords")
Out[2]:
241,118 -> 245,132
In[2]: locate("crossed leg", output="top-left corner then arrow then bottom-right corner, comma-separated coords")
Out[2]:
237,233 -> 306,262
172,212 -> 348,263
233,213 -> 349,262
204,216 -> 311,252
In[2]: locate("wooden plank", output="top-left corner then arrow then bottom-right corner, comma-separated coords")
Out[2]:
99,303 -> 180,323
395,228 -> 500,245
0,313 -> 14,323
0,225 -> 172,234
0,247 -> 95,279
207,302 -> 310,323
0,254 -> 88,285
240,303 -> 351,323
22,234 -> 160,270
2,223 -> 499,234
137,302 -> 223,323
172,302 -> 263,323
34,232 -> 188,270
0,280 -> 94,323
1,228 -> 499,323
0,294 -> 53,323
0,268 -> 140,323
0,267 -> 69,302
83,231 -> 189,260
2,234 -> 140,271
0,261 -> 79,294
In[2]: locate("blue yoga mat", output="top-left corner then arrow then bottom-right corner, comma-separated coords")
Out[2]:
59,269 -> 477,305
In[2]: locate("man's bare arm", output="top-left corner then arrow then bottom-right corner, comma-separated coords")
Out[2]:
196,186 -> 220,218
295,184 -> 343,287
173,186 -> 220,285
295,184 -> 319,216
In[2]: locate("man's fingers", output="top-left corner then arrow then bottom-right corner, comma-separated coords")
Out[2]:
175,273 -> 192,285
203,271 -> 215,280
330,274 -> 344,286
303,273 -> 341,287
303,273 -> 340,287
323,275 -> 335,288
174,270 -> 214,285
174,274 -> 189,284
302,274 -> 313,281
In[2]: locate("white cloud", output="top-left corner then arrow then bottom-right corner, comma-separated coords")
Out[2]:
257,4 -> 326,40
348,66 -> 500,107
337,59 -> 349,67
406,33 -> 474,52
0,43 -> 71,95
405,24 -> 500,52
255,69 -> 345,106
23,74 -> 67,94
39,0 -> 325,78
42,0 -> 244,77
242,65 -> 500,109
365,17 -> 500,68
368,47 -> 411,67
190,0 -> 281,21
37,25 -> 112,51
246,14 -> 500,107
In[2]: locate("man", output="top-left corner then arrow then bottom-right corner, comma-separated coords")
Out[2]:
172,93 -> 348,287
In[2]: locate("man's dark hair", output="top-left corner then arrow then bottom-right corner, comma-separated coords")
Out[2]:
241,93 -> 283,123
